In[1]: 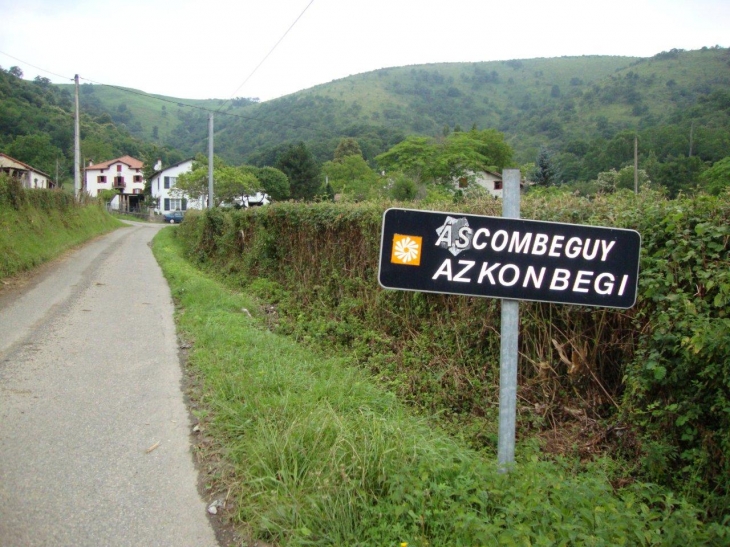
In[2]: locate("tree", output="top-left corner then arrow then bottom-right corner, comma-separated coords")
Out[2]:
698,156 -> 730,195
6,133 -> 63,177
533,146 -> 561,186
255,166 -> 290,201
8,66 -> 23,78
376,130 -> 513,186
33,76 -> 51,88
173,155 -> 226,204
375,136 -> 438,182
275,143 -> 321,201
389,173 -> 417,201
216,166 -> 259,205
333,138 -> 362,161
595,166 -> 650,193
322,155 -> 379,199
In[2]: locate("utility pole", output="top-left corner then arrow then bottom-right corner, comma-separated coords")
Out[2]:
74,75 -> 81,199
208,113 -> 214,209
634,134 -> 639,194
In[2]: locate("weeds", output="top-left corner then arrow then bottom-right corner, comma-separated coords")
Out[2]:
154,226 -> 729,545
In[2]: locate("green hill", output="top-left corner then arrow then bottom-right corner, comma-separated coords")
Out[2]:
4,47 -> 730,194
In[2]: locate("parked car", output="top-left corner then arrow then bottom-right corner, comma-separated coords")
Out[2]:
163,210 -> 185,224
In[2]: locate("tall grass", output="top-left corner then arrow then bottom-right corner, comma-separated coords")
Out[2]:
153,226 -> 728,546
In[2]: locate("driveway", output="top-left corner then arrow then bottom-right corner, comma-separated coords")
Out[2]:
0,222 -> 219,547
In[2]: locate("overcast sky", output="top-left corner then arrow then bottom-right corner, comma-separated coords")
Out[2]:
0,0 -> 728,102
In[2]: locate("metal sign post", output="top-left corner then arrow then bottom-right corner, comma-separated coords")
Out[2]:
498,169 -> 521,470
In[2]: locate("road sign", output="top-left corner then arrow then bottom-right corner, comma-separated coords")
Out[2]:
378,208 -> 641,309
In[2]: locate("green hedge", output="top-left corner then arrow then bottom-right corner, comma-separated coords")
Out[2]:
0,174 -> 121,279
175,189 -> 730,520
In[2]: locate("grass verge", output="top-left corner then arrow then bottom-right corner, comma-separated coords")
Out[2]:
152,227 -> 728,546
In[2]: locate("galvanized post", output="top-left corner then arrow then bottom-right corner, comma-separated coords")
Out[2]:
208,113 -> 214,209
498,169 -> 521,470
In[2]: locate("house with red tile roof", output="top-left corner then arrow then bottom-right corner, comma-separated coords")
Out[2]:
84,155 -> 145,211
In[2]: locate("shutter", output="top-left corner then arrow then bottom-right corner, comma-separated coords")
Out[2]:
164,198 -> 170,211
182,199 -> 187,211
164,176 -> 170,189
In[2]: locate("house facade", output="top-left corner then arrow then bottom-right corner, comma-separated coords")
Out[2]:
456,170 -> 504,198
0,153 -> 55,189
148,159 -> 205,213
84,155 -> 145,211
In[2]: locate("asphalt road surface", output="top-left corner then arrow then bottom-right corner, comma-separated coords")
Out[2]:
0,222 -> 219,547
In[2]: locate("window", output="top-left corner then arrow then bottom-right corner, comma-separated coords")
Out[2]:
116,164 -> 122,172
164,176 -> 177,189
494,180 -> 503,190
97,175 -> 107,183
133,175 -> 142,183
169,198 -> 183,211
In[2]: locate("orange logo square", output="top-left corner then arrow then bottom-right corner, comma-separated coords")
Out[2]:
391,234 -> 422,266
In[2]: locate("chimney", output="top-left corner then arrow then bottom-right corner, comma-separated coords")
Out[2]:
154,159 -> 162,171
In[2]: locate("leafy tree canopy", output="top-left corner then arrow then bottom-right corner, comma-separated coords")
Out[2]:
699,156 -> 730,195
322,154 -> 379,199
275,142 -> 321,201
375,129 -> 513,184
333,137 -> 363,161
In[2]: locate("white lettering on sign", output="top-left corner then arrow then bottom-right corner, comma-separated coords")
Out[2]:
432,259 -> 630,297
435,219 -> 619,262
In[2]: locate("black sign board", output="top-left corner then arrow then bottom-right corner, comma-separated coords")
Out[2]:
378,208 -> 641,308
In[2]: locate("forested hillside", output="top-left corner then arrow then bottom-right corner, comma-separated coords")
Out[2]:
0,68 -> 182,187
47,47 -> 730,195
3,47 -> 730,196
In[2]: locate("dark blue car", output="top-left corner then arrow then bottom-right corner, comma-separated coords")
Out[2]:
163,211 -> 184,224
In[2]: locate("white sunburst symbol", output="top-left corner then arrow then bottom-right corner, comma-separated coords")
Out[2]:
394,236 -> 420,263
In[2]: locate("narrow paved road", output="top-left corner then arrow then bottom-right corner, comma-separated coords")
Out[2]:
0,222 -> 219,547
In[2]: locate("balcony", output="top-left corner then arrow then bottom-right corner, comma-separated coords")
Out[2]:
113,177 -> 126,189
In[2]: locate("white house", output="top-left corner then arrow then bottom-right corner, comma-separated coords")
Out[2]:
148,158 -> 205,214
0,152 -> 55,189
456,170 -> 504,198
84,155 -> 145,211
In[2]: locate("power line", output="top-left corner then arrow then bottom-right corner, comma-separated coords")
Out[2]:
221,0 -> 316,112
0,49 -> 74,82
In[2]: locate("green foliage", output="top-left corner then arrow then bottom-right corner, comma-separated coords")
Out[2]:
255,165 -> 290,201
215,165 -> 259,205
173,190 -> 730,521
621,194 -> 730,516
533,146 -> 561,186
275,142 -> 321,201
376,129 -> 514,185
389,173 -> 418,201
594,166 -> 651,194
154,226 -> 729,545
333,137 -> 363,160
0,67 -> 179,187
699,157 -> 730,195
322,155 -> 379,199
0,174 -> 121,279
